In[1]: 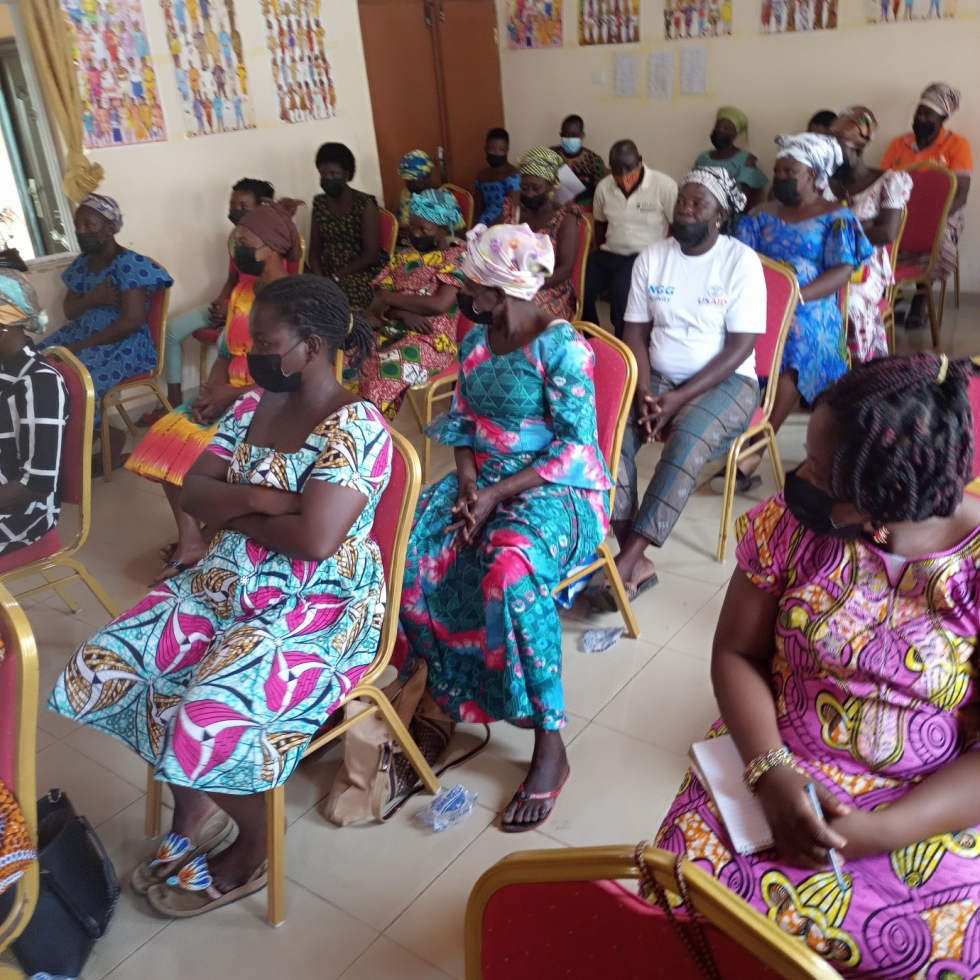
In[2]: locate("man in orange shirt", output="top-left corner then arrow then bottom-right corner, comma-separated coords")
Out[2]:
881,82 -> 972,330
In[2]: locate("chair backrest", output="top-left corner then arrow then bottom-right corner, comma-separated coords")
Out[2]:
360,428 -> 422,688
287,234 -> 308,276
378,207 -> 398,258
901,164 -> 958,271
885,206 -> 909,274
146,284 -> 173,382
758,257 -> 801,419
442,183 -> 475,229
573,322 -> 638,517
570,214 -> 593,321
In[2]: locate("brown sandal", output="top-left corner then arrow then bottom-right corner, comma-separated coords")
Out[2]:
131,811 -> 235,895
146,856 -> 267,918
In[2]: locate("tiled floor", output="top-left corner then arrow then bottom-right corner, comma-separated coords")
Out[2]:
11,297 -> 980,979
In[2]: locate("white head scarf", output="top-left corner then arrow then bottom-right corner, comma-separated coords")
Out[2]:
774,133 -> 843,191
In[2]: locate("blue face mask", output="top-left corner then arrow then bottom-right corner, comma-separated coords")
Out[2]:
561,137 -> 583,155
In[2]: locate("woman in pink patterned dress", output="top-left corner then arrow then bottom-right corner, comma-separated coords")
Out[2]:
658,352 -> 980,977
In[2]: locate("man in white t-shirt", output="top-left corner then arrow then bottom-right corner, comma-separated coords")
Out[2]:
582,140 -> 678,339
590,168 -> 766,607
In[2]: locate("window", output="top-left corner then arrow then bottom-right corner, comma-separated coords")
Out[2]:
0,0 -> 74,263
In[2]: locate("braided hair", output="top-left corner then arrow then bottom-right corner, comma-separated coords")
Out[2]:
252,276 -> 375,371
818,352 -> 979,524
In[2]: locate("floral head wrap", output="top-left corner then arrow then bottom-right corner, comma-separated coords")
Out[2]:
832,106 -> 879,150
461,223 -> 555,301
680,166 -> 747,216
408,188 -> 463,232
398,150 -> 435,181
518,146 -> 564,185
919,83 -> 960,118
78,193 -> 123,233
716,106 -> 749,136
0,269 -> 48,335
774,133 -> 843,190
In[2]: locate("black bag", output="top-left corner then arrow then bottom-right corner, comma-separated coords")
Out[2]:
7,789 -> 119,978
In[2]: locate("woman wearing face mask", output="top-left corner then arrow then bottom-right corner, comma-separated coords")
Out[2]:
733,134 -> 872,484
357,188 -> 464,419
590,168 -> 766,608
551,114 -> 606,207
495,147 -> 583,321
308,141 -> 387,310
692,107 -> 768,217
829,107 -> 912,363
126,202 -> 300,583
40,193 -> 173,472
659,352 -> 980,978
399,223 -> 612,832
49,276 -> 384,919
474,127 -> 521,226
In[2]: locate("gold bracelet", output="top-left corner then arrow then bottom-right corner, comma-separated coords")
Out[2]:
743,747 -> 793,793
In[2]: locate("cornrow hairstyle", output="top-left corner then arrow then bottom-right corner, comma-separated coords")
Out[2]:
315,141 -> 356,179
252,276 -> 375,372
232,178 -> 275,202
817,352 -> 979,525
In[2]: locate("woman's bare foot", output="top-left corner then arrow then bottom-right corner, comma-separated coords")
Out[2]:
158,542 -> 177,563
204,835 -> 266,894
615,552 -> 658,594
501,729 -> 569,830
152,790 -> 224,879
151,541 -> 206,585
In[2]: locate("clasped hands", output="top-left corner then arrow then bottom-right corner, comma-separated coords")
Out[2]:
446,479 -> 498,550
192,382 -> 240,425
635,387 -> 688,443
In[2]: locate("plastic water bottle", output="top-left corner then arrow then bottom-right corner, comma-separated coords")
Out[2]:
415,784 -> 478,831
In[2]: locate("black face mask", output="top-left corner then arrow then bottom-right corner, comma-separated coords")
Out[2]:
228,207 -> 247,225
520,193 -> 548,212
772,177 -> 801,206
912,120 -> 937,146
784,469 -> 864,539
77,232 -> 104,255
833,160 -> 853,182
320,177 -> 345,198
247,340 -> 305,393
671,220 -> 711,249
233,243 -> 265,276
410,234 -> 438,253
710,130 -> 734,150
458,293 -> 495,325
486,153 -> 507,169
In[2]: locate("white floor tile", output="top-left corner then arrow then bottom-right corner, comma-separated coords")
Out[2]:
339,935 -> 453,980
665,589 -> 726,661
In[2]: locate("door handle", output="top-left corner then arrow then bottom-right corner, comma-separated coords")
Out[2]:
423,0 -> 432,28
438,0 -> 445,21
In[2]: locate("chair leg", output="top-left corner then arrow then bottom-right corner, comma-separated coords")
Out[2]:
150,381 -> 174,414
199,343 -> 209,384
937,280 -> 949,342
598,541 -> 640,639
42,568 -> 81,614
101,399 -> 113,483
117,403 -> 140,438
954,251 -> 960,309
266,787 -> 286,927
925,285 -> 940,350
145,764 -> 163,837
716,437 -> 742,562
767,427 -> 785,491
406,387 -> 426,431
63,558 -> 120,618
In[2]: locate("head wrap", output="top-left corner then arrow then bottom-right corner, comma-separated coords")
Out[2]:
518,146 -> 564,185
408,188 -> 462,232
773,133 -> 843,190
398,150 -> 435,181
716,106 -> 749,136
919,82 -> 960,118
0,269 -> 48,335
239,200 -> 302,264
461,223 -> 555,301
78,193 -> 122,233
680,167 -> 748,216
832,106 -> 879,149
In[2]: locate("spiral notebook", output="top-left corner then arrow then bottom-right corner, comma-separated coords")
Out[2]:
689,735 -> 775,856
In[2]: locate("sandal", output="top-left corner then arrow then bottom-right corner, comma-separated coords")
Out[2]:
151,560 -> 193,586
131,811 -> 235,896
588,572 -> 659,613
501,768 -> 571,834
146,855 -> 268,918
709,470 -> 763,496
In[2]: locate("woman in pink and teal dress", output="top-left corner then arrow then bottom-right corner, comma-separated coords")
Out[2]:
657,353 -> 980,978
398,223 -> 612,834
48,278 -> 384,919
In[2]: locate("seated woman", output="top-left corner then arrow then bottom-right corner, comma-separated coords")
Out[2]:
693,106 -> 768,217
829,107 -> 912,363
399,224 -> 612,832
356,189 -> 464,420
40,194 -> 173,472
474,127 -> 521,226
734,134 -> 872,483
125,202 -> 301,582
658,353 -> 980,979
397,150 -> 465,240
591,169 -> 766,607
495,147 -> 582,321
48,277 -> 387,919
308,142 -> 388,310
552,114 -> 606,206
0,270 -> 69,557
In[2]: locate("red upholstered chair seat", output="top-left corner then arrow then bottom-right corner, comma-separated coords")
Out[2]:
0,528 -> 62,575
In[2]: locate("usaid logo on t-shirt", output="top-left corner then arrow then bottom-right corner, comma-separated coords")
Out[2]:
698,284 -> 729,308
648,285 -> 674,303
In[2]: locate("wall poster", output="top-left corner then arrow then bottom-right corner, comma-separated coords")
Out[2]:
580,0 -> 640,44
663,0 -> 732,38
506,0 -> 564,49
865,0 -> 955,22
760,0 -> 839,31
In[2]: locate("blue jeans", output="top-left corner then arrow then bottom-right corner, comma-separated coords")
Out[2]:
164,304 -> 210,385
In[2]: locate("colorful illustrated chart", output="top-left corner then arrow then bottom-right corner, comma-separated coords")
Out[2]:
760,0 -> 838,31
663,0 -> 732,38
506,0 -> 564,49
580,0 -> 640,44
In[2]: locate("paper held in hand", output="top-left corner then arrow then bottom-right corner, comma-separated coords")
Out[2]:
553,165 -> 587,206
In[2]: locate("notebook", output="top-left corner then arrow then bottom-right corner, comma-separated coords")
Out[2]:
689,735 -> 775,856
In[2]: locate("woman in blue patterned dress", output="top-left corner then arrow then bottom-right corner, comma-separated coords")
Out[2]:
48,278 -> 387,918
474,127 -> 521,226
735,134 -> 872,481
399,223 -> 612,833
40,194 -> 172,470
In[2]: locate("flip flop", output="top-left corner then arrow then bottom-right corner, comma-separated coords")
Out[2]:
131,811 -> 235,896
709,470 -> 763,496
501,768 -> 571,833
588,572 -> 659,612
151,560 -> 194,586
146,855 -> 268,919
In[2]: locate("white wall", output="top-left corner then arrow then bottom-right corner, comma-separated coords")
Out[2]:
494,0 -> 980,290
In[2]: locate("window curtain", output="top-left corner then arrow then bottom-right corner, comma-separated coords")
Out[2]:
18,0 -> 104,202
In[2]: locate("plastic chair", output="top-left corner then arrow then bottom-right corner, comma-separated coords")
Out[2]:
0,348 -> 119,619
892,163 -> 958,349
716,257 -> 799,561
442,183 -> 475,229
102,283 -> 172,481
570,214 -> 592,321
465,844 -> 841,980
554,322 -> 639,639
0,586 -> 39,971
195,236 -> 307,381
142,428 -> 438,927
881,206 -> 908,354
379,207 -> 398,258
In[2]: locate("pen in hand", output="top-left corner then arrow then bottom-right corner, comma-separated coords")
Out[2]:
805,782 -> 848,892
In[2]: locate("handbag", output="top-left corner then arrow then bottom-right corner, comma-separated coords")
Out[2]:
7,789 -> 119,978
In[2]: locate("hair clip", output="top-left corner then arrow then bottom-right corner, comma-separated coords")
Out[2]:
347,313 -> 354,336
936,354 -> 949,385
